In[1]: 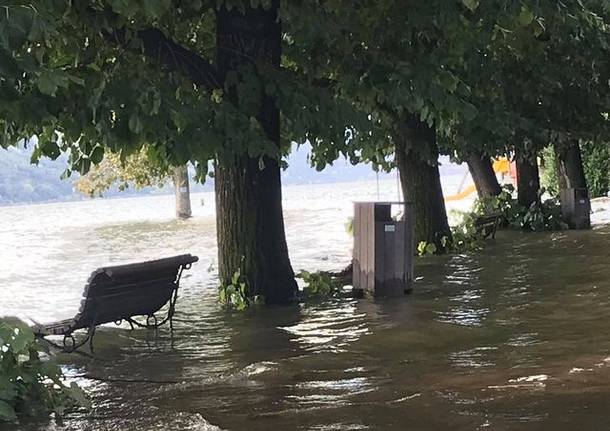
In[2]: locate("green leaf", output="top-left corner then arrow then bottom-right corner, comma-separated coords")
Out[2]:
518,8 -> 535,26
128,113 -> 143,134
0,399 -> 17,423
142,0 -> 172,18
425,243 -> 437,254
90,146 -> 104,165
109,0 -> 140,17
67,383 -> 90,409
461,0 -> 479,12
437,70 -> 458,92
0,318 -> 34,354
40,140 -> 61,160
37,72 -> 59,96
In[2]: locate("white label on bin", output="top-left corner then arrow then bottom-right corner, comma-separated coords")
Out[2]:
384,225 -> 395,232
579,199 -> 586,204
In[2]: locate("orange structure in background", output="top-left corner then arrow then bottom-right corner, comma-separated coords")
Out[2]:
445,157 -> 514,202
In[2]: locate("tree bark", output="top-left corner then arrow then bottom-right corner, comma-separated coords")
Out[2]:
172,165 -> 192,219
554,141 -> 588,190
555,140 -> 591,230
467,151 -> 502,198
214,2 -> 297,304
515,147 -> 541,208
394,116 -> 451,251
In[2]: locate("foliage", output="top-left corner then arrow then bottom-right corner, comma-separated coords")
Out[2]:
218,270 -> 263,311
448,212 -> 487,252
0,318 -> 88,423
418,183 -> 569,257
474,185 -> 567,231
296,270 -> 343,298
519,198 -> 567,231
286,0 -> 610,170
540,146 -> 560,197
417,241 -> 438,256
417,213 -> 485,256
582,143 -> 610,198
473,185 -> 522,223
75,147 -> 169,197
345,217 -> 353,237
0,1 -> 361,178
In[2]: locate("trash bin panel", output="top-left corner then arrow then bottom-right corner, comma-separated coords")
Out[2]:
353,202 -> 414,296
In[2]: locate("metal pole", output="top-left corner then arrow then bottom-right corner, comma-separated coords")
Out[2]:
376,170 -> 380,200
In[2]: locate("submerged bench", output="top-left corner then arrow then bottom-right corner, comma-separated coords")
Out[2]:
474,212 -> 504,239
33,254 -> 198,352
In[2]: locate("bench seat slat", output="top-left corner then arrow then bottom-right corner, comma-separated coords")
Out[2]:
84,274 -> 178,298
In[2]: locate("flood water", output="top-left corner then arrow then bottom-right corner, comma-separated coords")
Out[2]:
1,179 -> 610,430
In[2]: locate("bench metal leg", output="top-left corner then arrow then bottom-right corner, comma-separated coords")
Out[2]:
88,326 -> 96,353
54,325 -> 96,353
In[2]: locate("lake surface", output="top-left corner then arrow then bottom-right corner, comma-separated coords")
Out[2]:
1,178 -> 610,430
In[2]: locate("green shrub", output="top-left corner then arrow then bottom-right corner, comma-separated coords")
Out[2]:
473,184 -> 567,231
297,270 -> 343,298
0,318 -> 88,423
582,142 -> 610,198
218,270 -> 263,310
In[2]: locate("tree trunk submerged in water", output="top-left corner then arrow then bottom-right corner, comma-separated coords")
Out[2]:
215,2 -> 297,304
467,151 -> 501,199
515,147 -> 541,208
554,140 -> 591,230
554,141 -> 588,190
394,116 -> 451,251
172,165 -> 192,219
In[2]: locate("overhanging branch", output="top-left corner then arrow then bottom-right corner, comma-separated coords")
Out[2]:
136,28 -> 222,91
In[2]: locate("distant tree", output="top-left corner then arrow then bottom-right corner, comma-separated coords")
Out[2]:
75,148 -> 192,219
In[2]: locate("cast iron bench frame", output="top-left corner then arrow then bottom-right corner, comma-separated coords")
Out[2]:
33,254 -> 198,352
474,212 -> 504,239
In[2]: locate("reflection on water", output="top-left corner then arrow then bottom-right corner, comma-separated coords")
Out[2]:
1,180 -> 610,430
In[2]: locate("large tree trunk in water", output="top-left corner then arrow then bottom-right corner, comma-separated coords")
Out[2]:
172,165 -> 192,219
467,151 -> 501,199
554,141 -> 587,190
515,147 -> 541,208
395,116 -> 451,251
553,151 -> 568,193
215,2 -> 297,304
554,140 -> 590,229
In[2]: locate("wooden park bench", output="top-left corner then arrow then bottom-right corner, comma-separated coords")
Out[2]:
474,212 -> 504,239
33,254 -> 198,352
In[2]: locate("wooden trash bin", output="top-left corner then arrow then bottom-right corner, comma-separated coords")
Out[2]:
353,202 -> 414,297
560,187 -> 591,229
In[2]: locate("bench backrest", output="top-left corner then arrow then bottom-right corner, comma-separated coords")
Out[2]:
71,254 -> 198,330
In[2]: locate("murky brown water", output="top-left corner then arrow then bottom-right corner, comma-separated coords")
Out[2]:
2,180 -> 610,430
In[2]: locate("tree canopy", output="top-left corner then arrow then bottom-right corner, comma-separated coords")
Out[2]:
1,1 -> 608,170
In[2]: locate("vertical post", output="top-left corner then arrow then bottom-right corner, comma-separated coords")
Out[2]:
172,165 -> 192,219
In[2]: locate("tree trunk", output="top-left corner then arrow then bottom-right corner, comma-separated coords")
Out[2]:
554,141 -> 587,190
172,165 -> 192,219
467,151 -> 502,199
394,116 -> 451,251
515,147 -> 541,208
215,2 -> 297,304
553,149 -> 568,193
555,140 -> 591,230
